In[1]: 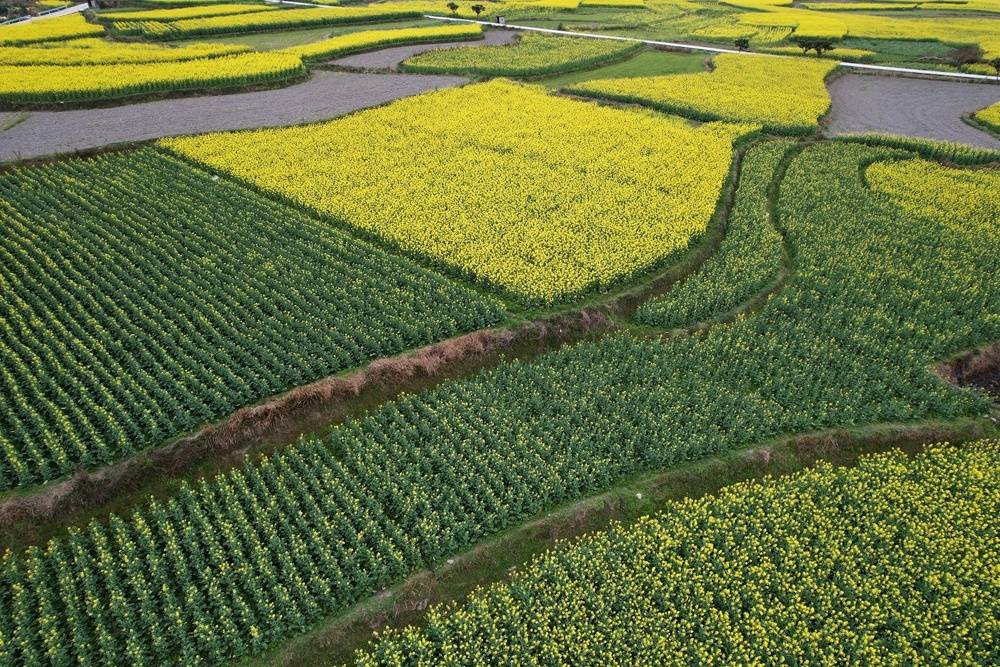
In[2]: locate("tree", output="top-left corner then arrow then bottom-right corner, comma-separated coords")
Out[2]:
447,1 -> 459,14
471,3 -> 485,16
734,37 -> 750,52
793,36 -> 837,57
992,57 -> 1000,79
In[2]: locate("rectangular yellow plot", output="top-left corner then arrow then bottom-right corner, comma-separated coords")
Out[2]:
162,81 -> 756,304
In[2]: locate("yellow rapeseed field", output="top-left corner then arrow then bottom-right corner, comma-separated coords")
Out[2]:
866,158 -> 1000,240
974,101 -> 1000,133
163,80 -> 757,303
0,39 -> 249,66
0,51 -> 304,104
0,14 -> 104,45
282,24 -> 482,62
570,53 -> 835,132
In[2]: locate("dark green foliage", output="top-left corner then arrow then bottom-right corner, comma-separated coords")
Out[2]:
634,140 -> 792,328
1,143 -> 997,666
0,149 -> 504,491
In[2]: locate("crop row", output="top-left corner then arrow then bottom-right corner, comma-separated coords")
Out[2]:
974,101 -> 1000,135
283,23 -> 483,62
570,53 -> 836,133
110,6 -> 426,40
400,34 -> 643,77
1,141 -> 996,665
163,80 -> 755,304
96,2 -> 276,24
0,149 -> 504,492
0,38 -> 250,66
358,440 -> 1000,664
0,51 -> 304,104
634,139 -> 792,328
0,14 -> 104,46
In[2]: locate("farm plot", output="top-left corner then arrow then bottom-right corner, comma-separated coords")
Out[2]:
634,139 -> 791,328
2,141 -> 997,667
0,14 -> 104,45
399,34 -> 643,77
164,80 -> 756,304
974,100 -> 1000,134
357,440 -> 1000,664
0,149 -> 503,491
0,51 -> 305,105
282,23 -> 483,62
0,39 -> 251,66
570,53 -> 836,133
114,6 -> 426,40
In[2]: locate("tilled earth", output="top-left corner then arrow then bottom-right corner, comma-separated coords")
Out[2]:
824,73 -> 1000,149
0,71 -> 465,162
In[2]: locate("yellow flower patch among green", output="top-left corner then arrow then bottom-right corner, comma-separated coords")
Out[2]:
163,80 -> 756,304
866,158 -> 1000,240
570,53 -> 836,132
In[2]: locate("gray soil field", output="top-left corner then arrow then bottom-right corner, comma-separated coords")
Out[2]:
332,29 -> 517,70
825,74 -> 1000,149
0,71 -> 464,163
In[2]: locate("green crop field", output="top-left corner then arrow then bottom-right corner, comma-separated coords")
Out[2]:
0,0 -> 998,665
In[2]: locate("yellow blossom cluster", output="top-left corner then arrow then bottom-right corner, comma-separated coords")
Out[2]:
570,53 -> 835,133
111,5 -> 426,39
282,24 -> 482,62
163,80 -> 757,303
0,14 -> 104,45
974,101 -> 1000,133
0,38 -> 249,66
0,51 -> 304,104
866,158 -> 1000,241
97,2 -> 276,23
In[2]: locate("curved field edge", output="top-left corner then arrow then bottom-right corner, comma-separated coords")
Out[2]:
0,134 -> 995,547
159,82 -> 761,310
0,140 -> 996,667
254,416 -> 999,667
0,27 -> 483,112
350,437 -> 1000,665
0,132 -> 758,544
628,139 -> 801,333
0,62 -> 310,112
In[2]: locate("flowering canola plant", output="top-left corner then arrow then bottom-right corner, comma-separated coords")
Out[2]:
400,34 -> 642,77
973,101 -> 1000,134
570,53 -> 835,133
282,24 -> 482,62
0,51 -> 304,104
114,5 -> 426,39
163,80 -> 757,303
0,39 -> 250,66
356,441 -> 1000,664
866,158 -> 1000,239
96,2 -> 277,23
0,14 -> 104,46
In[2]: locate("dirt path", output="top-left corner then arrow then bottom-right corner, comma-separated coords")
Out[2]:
825,74 -> 1000,149
0,70 -> 464,163
332,29 -> 517,70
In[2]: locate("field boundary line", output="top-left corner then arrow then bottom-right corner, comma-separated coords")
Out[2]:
424,15 -> 1000,84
